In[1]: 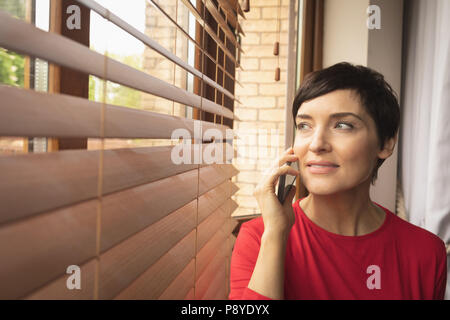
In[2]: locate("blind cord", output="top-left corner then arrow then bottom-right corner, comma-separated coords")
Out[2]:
93,8 -> 110,301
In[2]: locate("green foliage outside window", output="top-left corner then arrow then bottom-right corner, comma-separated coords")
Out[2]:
0,49 -> 25,87
89,53 -> 143,110
0,0 -> 26,87
0,0 -> 26,19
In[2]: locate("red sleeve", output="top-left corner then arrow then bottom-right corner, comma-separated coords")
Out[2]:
228,220 -> 272,300
433,241 -> 448,300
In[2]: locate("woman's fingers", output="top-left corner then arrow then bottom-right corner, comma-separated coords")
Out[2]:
265,148 -> 299,181
256,148 -> 299,196
277,154 -> 298,168
275,147 -> 297,167
253,148 -> 298,232
267,164 -> 299,187
264,148 -> 298,175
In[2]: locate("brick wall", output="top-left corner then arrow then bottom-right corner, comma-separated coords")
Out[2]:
142,2 -> 190,117
232,0 -> 290,216
141,1 -> 189,149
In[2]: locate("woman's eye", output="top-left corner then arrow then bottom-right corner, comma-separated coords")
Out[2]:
297,123 -> 311,130
335,122 -> 354,130
297,122 -> 353,131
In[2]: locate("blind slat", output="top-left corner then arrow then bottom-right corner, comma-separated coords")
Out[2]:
0,200 -> 97,299
185,287 -> 195,300
113,229 -> 196,299
0,147 -> 236,227
100,202 -> 197,299
100,170 -> 198,253
101,164 -> 237,253
205,0 -> 243,51
199,164 -> 239,195
195,242 -> 227,299
0,144 -> 237,299
0,0 -> 241,299
0,11 -> 234,119
0,85 -> 231,139
198,180 -> 238,224
231,0 -> 246,18
204,0 -> 243,53
229,198 -> 239,215
75,0 -> 237,103
217,0 -> 245,36
196,200 -> 229,252
25,259 -> 96,300
179,0 -> 239,65
158,259 -> 196,300
195,223 -> 228,282
200,264 -> 227,299
20,200 -> 196,300
0,146 -> 198,224
147,0 -> 241,103
211,282 -> 228,300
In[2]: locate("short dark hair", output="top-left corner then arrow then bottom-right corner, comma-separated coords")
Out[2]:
292,62 -> 400,184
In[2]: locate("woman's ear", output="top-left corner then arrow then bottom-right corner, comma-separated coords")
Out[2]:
377,134 -> 397,160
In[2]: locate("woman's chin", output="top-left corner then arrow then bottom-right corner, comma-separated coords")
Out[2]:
307,188 -> 339,196
303,179 -> 347,196
305,178 -> 370,196
305,184 -> 340,195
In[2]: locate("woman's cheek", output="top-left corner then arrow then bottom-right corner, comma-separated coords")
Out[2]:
292,142 -> 307,160
337,140 -> 376,172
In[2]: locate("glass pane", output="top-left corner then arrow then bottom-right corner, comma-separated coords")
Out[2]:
0,0 -> 27,20
87,0 -> 201,149
0,48 -> 26,88
0,0 -> 49,155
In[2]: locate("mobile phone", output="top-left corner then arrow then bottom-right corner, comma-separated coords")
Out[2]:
277,161 -> 297,204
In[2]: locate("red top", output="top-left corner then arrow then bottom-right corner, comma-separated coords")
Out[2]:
229,199 -> 447,300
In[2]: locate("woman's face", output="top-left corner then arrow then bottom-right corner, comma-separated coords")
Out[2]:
293,89 -> 387,195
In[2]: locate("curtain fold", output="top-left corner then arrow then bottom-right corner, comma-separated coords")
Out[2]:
400,0 -> 450,299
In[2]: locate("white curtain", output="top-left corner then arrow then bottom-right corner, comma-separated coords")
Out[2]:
400,0 -> 450,299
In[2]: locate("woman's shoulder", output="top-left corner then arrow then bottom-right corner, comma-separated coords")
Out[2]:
388,209 -> 440,240
384,206 -> 446,257
232,217 -> 265,252
239,216 -> 265,238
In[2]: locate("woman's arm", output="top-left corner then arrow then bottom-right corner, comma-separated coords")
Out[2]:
247,228 -> 290,299
247,148 -> 299,299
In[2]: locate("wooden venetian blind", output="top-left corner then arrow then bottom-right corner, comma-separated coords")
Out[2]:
0,0 -> 246,299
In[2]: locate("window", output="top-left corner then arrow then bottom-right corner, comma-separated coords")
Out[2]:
0,0 -> 50,154
0,0 -> 244,299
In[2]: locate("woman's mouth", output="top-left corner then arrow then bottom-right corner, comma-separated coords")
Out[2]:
307,164 -> 339,174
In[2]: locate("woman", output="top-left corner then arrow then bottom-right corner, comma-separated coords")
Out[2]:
229,62 -> 447,300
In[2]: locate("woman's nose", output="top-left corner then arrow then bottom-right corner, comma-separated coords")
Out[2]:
308,129 -> 331,153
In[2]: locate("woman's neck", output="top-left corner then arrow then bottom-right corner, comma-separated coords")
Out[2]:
299,183 -> 386,236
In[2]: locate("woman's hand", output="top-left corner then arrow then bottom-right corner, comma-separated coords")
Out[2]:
253,147 -> 299,234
